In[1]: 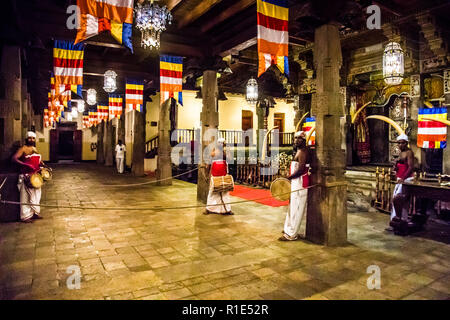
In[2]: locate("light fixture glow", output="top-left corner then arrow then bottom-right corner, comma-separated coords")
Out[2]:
246,77 -> 258,106
87,89 -> 97,106
103,70 -> 117,93
383,42 -> 404,85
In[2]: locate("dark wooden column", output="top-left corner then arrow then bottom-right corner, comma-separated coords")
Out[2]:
197,69 -> 219,203
104,120 -> 114,166
131,110 -> 145,176
96,121 -> 105,164
306,23 -> 347,246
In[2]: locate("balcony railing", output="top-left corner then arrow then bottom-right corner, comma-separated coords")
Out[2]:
170,129 -> 294,146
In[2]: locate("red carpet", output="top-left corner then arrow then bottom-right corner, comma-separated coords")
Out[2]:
229,185 -> 289,207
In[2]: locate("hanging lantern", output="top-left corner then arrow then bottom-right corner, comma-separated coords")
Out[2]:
86,89 -> 97,106
383,42 -> 404,85
246,77 -> 258,106
76,100 -> 85,113
71,107 -> 78,118
103,70 -> 117,93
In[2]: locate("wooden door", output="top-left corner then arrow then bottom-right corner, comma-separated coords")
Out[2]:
242,110 -> 253,146
273,113 -> 285,145
50,129 -> 58,163
74,130 -> 82,162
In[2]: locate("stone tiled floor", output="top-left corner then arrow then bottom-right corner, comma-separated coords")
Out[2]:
1,163 -> 449,300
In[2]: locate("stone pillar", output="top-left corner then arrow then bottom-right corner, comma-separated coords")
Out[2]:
104,120 -> 113,166
96,121 -> 105,164
131,109 -> 145,176
156,99 -> 172,185
0,46 -> 22,167
197,70 -> 219,203
306,23 -> 347,246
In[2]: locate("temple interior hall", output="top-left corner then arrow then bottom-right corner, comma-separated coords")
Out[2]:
0,0 -> 450,301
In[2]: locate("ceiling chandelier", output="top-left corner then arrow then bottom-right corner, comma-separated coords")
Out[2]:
246,77 -> 258,106
134,0 -> 172,50
383,42 -> 404,85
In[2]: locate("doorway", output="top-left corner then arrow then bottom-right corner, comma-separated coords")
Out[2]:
273,113 -> 285,145
242,110 -> 253,146
50,122 -> 82,162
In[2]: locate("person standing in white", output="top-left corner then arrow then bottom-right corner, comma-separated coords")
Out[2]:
115,140 -> 126,173
279,131 -> 310,241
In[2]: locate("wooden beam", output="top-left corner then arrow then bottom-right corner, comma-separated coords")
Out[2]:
166,0 -> 184,10
177,0 -> 223,29
85,41 -> 125,49
201,0 -> 255,33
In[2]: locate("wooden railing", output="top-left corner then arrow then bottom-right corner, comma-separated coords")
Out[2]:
170,129 -> 294,146
172,129 -> 196,143
267,132 -> 294,146
235,162 -> 290,188
145,135 -> 159,157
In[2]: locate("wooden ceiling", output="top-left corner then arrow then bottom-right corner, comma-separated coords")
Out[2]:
1,0 -> 449,112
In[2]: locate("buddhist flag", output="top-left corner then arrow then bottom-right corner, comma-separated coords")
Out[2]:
71,85 -> 83,98
257,0 -> 289,77
109,94 -> 123,119
126,79 -> 144,112
43,109 -> 50,128
418,108 -> 447,149
53,40 -> 85,85
97,103 -> 109,122
56,84 -> 71,107
303,117 -> 316,146
160,55 -> 183,105
74,14 -> 133,52
78,0 -> 134,24
83,113 -> 90,128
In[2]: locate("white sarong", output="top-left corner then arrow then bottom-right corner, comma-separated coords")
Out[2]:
17,174 -> 41,221
206,178 -> 231,214
390,176 -> 413,221
283,161 -> 308,238
116,157 -> 124,173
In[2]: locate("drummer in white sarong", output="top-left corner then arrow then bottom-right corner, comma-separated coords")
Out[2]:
204,138 -> 233,215
279,131 -> 309,241
12,131 -> 46,223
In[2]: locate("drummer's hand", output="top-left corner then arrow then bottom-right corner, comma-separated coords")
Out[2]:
397,177 -> 404,183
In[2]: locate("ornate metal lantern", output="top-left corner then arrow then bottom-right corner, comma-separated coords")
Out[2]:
246,77 -> 258,106
76,100 -> 85,113
86,89 -> 97,106
71,107 -> 78,118
134,0 -> 172,50
103,70 -> 117,93
383,42 -> 404,85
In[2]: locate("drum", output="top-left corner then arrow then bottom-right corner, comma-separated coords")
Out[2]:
270,177 -> 291,201
212,174 -> 234,193
29,173 -> 43,189
40,168 -> 52,181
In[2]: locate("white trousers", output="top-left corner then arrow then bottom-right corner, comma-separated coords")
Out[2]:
17,175 -> 41,221
116,157 -> 124,173
284,175 -> 308,238
206,178 -> 231,214
390,176 -> 413,221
